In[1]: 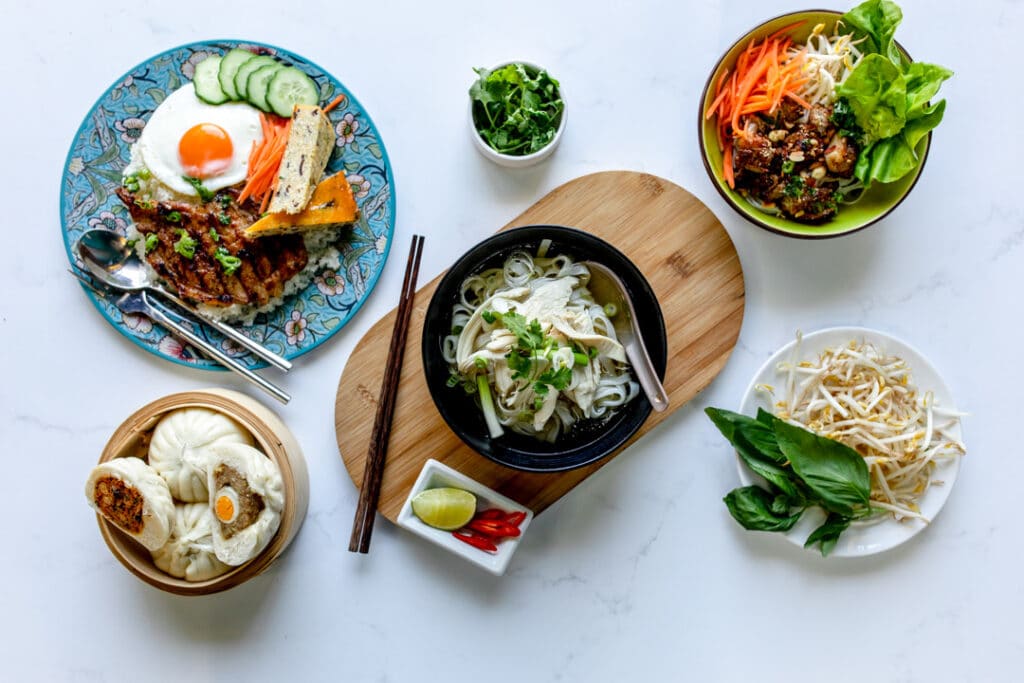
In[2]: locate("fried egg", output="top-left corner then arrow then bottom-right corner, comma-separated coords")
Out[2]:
136,83 -> 262,198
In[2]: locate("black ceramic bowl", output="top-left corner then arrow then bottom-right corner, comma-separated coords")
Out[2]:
422,225 -> 667,473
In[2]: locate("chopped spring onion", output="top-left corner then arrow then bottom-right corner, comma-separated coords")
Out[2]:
477,374 -> 504,438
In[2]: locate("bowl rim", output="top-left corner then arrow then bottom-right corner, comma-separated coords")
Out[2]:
94,389 -> 303,596
697,9 -> 932,240
421,224 -> 667,473
468,60 -> 567,163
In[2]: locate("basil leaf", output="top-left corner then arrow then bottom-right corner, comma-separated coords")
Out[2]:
804,513 -> 852,557
707,407 -> 801,497
734,430 -> 801,499
706,408 -> 785,463
724,486 -> 803,532
774,419 -> 871,516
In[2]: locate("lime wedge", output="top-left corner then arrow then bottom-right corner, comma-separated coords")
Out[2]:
411,487 -> 477,530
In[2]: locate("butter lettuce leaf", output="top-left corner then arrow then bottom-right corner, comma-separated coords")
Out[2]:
841,0 -> 903,63
904,62 -> 953,118
854,98 -> 947,184
835,2 -> 954,188
836,54 -> 907,142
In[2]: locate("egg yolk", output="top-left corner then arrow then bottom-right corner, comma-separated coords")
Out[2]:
178,123 -> 233,179
215,494 -> 236,523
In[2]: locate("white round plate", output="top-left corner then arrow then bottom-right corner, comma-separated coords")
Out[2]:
738,326 -> 964,557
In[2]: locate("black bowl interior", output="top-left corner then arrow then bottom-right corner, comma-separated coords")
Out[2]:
422,225 -> 667,473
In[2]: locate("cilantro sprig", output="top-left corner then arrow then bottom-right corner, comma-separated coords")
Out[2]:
469,63 -> 564,156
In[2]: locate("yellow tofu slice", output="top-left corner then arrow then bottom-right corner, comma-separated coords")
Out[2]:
246,172 -> 359,237
267,105 -> 336,214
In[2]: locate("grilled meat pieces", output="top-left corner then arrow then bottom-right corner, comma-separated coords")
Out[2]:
116,188 -> 308,308
730,103 -> 859,224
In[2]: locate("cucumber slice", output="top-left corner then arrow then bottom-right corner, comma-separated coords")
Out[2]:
266,67 -> 320,117
234,55 -> 276,100
246,64 -> 283,112
193,56 -> 228,104
217,48 -> 254,100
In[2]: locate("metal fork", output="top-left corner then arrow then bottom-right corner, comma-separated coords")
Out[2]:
69,270 -> 290,404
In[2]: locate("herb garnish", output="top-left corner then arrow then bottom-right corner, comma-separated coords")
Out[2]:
217,213 -> 231,226
214,246 -> 242,276
182,176 -> 214,201
469,63 -> 564,156
166,210 -> 182,223
144,233 -> 159,253
209,227 -> 220,242
706,407 -> 872,556
173,229 -> 197,259
534,366 -> 572,395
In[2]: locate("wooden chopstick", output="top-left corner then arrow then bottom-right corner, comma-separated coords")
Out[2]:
349,234 -> 425,553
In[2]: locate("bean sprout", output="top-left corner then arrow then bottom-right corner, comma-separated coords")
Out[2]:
759,333 -> 966,523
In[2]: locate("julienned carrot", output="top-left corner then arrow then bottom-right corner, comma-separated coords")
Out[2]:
322,93 -> 346,114
704,23 -> 810,188
239,113 -> 291,207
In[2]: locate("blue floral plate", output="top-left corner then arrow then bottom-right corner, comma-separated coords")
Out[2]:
60,40 -> 395,370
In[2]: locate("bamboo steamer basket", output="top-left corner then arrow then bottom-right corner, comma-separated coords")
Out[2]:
94,388 -> 309,595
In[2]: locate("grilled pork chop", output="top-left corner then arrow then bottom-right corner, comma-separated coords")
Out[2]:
116,187 -> 308,308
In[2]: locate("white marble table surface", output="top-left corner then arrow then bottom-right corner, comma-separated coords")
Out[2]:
3,0 -> 1021,680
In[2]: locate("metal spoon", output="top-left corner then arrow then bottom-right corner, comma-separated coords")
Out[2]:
76,229 -> 292,372
582,261 -> 669,412
69,269 -> 290,403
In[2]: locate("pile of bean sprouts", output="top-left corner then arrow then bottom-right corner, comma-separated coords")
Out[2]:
792,22 -> 866,107
759,334 -> 966,523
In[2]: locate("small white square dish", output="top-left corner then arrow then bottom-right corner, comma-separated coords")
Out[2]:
397,459 -> 533,575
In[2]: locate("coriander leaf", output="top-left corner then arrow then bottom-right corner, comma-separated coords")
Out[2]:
535,365 -> 571,394
506,350 -> 533,379
469,63 -> 564,156
723,486 -> 803,532
502,311 -> 544,350
804,513 -> 852,557
774,419 -> 871,516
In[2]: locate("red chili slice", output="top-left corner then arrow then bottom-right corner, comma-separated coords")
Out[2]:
452,531 -> 498,553
504,511 -> 527,527
468,519 -> 521,539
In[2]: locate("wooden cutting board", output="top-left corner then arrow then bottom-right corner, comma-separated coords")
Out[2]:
335,171 -> 744,522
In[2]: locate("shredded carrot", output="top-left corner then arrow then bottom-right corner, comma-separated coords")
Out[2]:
239,113 -> 291,208
322,94 -> 346,114
705,23 -> 810,188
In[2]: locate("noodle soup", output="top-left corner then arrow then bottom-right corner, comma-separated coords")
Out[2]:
422,226 -> 666,472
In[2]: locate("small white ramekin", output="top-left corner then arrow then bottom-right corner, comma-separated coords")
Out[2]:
468,61 -> 567,169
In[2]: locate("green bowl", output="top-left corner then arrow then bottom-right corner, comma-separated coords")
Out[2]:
698,10 -> 931,239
